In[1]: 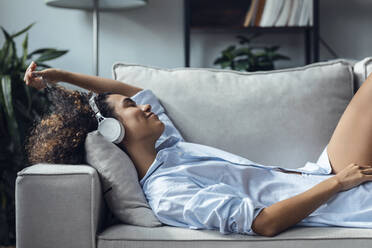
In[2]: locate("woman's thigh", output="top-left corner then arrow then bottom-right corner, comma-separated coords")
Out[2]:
327,75 -> 372,174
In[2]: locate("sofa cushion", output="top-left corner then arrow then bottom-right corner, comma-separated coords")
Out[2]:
112,59 -> 354,170
97,224 -> 372,248
84,131 -> 162,227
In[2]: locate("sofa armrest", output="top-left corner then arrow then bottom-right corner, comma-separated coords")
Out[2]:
16,163 -> 106,248
353,57 -> 372,91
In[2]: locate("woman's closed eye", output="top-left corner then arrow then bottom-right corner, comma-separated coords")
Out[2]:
123,98 -> 137,108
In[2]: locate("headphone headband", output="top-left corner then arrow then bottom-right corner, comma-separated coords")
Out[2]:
89,94 -> 104,123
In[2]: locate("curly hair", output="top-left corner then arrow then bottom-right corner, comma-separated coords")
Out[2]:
25,84 -> 117,165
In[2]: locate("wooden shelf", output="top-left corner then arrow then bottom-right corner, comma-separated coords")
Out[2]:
184,0 -> 320,67
190,0 -> 249,28
191,26 -> 314,34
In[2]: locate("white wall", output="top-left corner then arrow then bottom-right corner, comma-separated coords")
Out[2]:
1,0 -> 372,89
0,0 -> 184,90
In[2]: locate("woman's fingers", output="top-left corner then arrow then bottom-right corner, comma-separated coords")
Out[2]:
31,71 -> 43,78
24,61 -> 37,83
357,164 -> 372,176
358,164 -> 372,169
25,71 -> 34,85
23,61 -> 47,90
26,61 -> 36,72
361,168 -> 372,174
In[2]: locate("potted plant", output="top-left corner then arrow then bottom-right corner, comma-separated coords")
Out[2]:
0,23 -> 68,246
214,33 -> 290,72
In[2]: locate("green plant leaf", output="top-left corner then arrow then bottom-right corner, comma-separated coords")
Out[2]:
0,94 -> 5,139
0,26 -> 18,73
4,40 -> 14,71
269,45 -> 280,52
0,76 -> 21,152
213,57 -> 229,65
237,33 -> 261,45
35,49 -> 68,62
229,45 -> 236,52
235,59 -> 249,71
257,61 -> 274,68
272,54 -> 291,61
236,35 -> 251,45
254,51 -> 268,57
220,61 -> 232,69
10,22 -> 35,38
21,33 -> 28,66
233,47 -> 252,57
0,41 -> 9,73
222,45 -> 236,60
0,26 -> 12,42
35,62 -> 52,68
0,26 -> 13,71
0,23 -> 70,241
27,48 -> 57,59
0,45 -> 4,69
9,40 -> 17,68
0,42 -> 11,73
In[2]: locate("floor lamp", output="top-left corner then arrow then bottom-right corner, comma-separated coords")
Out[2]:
45,0 -> 148,76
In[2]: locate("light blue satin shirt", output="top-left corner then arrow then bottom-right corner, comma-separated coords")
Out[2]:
131,89 -> 372,236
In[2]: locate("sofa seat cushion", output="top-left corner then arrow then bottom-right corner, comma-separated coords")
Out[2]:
97,224 -> 372,248
113,59 -> 354,170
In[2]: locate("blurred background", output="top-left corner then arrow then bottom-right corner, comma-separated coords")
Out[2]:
1,0 -> 371,81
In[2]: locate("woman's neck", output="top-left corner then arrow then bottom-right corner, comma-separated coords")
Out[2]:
124,141 -> 157,181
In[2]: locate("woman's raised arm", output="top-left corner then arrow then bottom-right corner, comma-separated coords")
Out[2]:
24,61 -> 142,97
252,163 -> 372,237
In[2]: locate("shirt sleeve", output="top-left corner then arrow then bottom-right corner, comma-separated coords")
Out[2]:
153,182 -> 266,236
130,89 -> 185,147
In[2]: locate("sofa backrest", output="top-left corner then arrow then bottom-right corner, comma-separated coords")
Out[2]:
113,58 -> 370,169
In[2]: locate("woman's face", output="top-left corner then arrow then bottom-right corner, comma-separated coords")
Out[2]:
106,94 -> 165,144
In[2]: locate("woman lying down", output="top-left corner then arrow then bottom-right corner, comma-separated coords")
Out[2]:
24,61 -> 372,237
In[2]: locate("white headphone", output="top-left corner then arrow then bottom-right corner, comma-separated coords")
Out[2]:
89,93 -> 125,144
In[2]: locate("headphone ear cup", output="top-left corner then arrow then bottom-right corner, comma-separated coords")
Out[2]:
98,118 -> 125,144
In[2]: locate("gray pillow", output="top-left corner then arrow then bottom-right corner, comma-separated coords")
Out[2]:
84,130 -> 162,227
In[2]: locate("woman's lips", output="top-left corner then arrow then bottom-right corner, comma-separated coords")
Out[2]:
148,112 -> 156,118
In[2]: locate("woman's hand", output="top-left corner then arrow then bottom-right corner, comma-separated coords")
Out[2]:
23,61 -> 62,90
333,163 -> 372,192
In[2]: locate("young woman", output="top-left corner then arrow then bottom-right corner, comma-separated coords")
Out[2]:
24,61 -> 372,237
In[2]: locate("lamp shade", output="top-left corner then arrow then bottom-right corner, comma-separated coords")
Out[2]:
45,0 -> 147,10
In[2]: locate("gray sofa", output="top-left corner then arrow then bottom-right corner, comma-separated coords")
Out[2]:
16,57 -> 372,248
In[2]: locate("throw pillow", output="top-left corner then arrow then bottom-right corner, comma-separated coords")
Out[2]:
84,130 -> 162,227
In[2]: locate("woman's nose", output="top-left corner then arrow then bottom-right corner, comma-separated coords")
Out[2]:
142,104 -> 151,112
